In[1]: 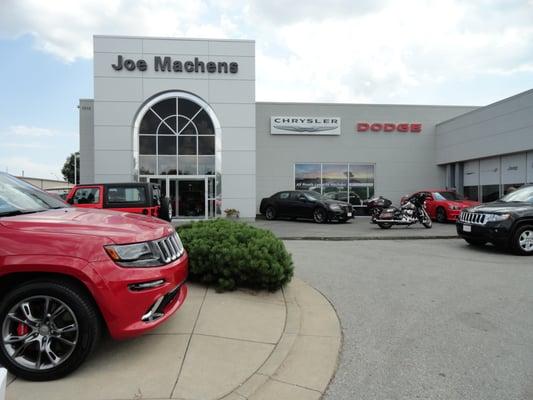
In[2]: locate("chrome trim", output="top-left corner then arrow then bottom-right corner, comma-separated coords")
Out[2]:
141,296 -> 165,322
129,279 -> 166,291
153,233 -> 184,265
458,211 -> 487,225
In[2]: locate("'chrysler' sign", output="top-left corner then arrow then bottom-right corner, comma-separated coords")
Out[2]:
271,117 -> 341,135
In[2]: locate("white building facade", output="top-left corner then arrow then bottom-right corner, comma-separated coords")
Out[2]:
80,36 -> 533,219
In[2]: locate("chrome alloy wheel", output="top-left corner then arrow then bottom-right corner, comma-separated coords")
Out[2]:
519,229 -> 533,252
313,208 -> 326,223
2,296 -> 79,371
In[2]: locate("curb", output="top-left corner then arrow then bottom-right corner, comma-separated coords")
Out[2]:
222,278 -> 342,400
280,235 -> 460,241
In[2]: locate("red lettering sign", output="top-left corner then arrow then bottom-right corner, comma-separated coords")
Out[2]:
356,122 -> 422,133
357,123 -> 369,132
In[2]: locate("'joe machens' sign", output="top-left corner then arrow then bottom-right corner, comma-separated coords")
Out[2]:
111,55 -> 239,74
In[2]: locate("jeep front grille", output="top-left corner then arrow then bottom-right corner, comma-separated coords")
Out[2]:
459,212 -> 486,225
155,232 -> 184,264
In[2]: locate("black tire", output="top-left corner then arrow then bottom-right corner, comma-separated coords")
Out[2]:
265,206 -> 276,221
0,280 -> 101,381
465,238 -> 486,246
512,225 -> 533,255
159,197 -> 172,222
313,207 -> 327,224
436,207 -> 447,223
377,222 -> 392,229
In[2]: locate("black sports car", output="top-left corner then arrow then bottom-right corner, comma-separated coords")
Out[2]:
456,184 -> 533,255
259,190 -> 354,223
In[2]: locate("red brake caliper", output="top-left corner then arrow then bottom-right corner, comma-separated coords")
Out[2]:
17,322 -> 29,336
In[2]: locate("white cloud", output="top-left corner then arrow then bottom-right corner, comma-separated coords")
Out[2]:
0,0 -> 532,102
7,125 -> 58,137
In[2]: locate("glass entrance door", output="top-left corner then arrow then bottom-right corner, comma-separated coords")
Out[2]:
143,176 -> 215,220
177,180 -> 205,218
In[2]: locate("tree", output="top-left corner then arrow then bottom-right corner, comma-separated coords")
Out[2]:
61,152 -> 80,184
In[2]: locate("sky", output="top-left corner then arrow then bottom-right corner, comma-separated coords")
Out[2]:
1,0 -> 532,180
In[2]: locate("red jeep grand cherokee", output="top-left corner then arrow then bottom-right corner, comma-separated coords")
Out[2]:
0,173 -> 188,381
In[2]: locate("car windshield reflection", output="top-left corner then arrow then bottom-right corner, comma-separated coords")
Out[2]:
0,173 -> 68,216
499,185 -> 533,203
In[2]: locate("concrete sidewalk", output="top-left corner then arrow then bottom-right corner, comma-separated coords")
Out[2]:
6,279 -> 340,400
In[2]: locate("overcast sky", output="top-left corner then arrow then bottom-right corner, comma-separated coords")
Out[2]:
1,0 -> 532,179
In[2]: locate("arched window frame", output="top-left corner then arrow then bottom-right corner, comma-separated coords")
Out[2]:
132,91 -> 221,179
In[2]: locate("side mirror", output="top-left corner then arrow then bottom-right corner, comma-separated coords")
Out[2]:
67,198 -> 74,205
298,195 -> 307,202
425,196 -> 432,201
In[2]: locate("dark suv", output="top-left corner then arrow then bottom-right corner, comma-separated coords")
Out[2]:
456,185 -> 533,255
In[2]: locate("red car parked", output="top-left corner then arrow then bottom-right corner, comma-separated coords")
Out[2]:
0,173 -> 188,381
65,182 -> 172,222
401,189 -> 479,223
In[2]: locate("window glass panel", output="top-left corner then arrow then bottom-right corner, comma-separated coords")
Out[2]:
139,136 -> 156,155
106,187 -> 146,204
158,156 -> 177,175
198,136 -> 215,155
158,136 -> 177,155
178,156 -> 197,175
208,178 -> 215,198
295,164 -> 322,192
463,186 -> 479,202
178,116 -> 197,135
349,164 -> 374,184
349,164 -> 374,201
322,164 -> 349,195
139,156 -> 156,175
72,188 -> 100,204
157,116 -> 177,135
139,111 -> 159,135
503,183 -> 522,195
178,98 -> 200,120
178,136 -> 197,155
195,109 -> 215,135
482,185 -> 500,203
152,98 -> 176,120
198,156 -> 215,175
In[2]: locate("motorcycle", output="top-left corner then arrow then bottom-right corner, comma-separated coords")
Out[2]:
365,195 -> 392,218
371,192 -> 432,229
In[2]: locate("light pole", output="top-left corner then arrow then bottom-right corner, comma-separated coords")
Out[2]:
73,152 -> 79,185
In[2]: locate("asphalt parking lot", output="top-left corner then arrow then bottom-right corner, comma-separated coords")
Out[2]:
286,238 -> 533,400
250,217 -> 458,240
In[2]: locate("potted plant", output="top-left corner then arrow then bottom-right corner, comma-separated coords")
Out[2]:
224,208 -> 240,219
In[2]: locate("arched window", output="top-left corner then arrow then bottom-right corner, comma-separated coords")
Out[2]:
136,93 -> 217,176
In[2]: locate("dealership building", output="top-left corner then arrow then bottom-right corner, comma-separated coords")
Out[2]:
79,35 -> 533,219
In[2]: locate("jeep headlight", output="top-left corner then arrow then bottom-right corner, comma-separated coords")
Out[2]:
329,204 -> 341,211
485,213 -> 511,222
105,242 -> 163,267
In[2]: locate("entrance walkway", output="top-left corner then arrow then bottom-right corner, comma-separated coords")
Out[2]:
6,279 -> 340,400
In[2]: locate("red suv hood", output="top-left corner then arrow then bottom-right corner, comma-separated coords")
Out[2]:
0,208 -> 174,244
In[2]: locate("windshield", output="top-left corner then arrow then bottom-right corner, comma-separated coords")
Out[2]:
499,185 -> 533,203
433,191 -> 465,201
0,173 -> 68,216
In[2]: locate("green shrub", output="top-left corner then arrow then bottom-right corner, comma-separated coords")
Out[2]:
177,219 -> 294,292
